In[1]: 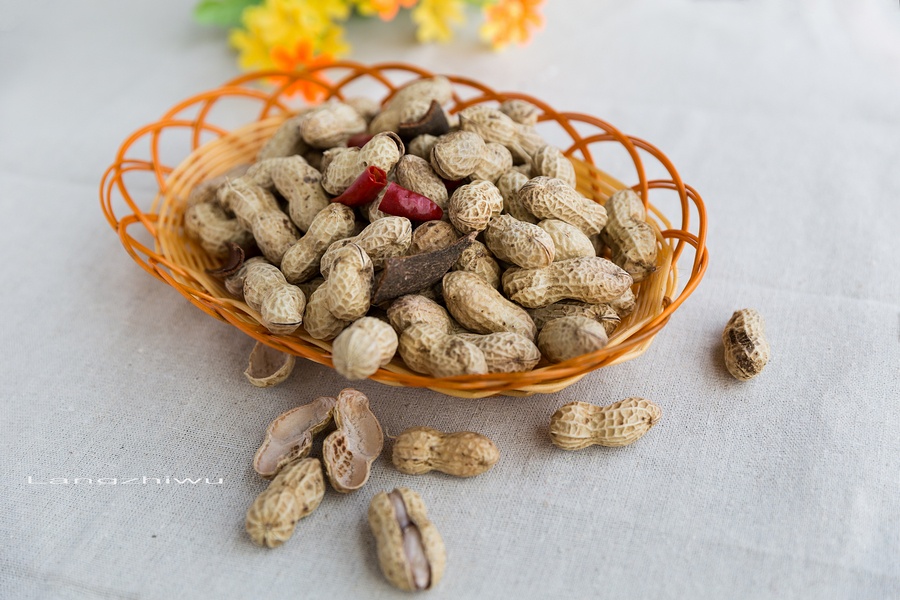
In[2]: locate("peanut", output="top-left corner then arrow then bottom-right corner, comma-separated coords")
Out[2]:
496,169 -> 536,223
387,294 -> 454,335
601,188 -> 658,282
395,155 -> 449,211
609,288 -> 636,318
538,219 -> 595,261
253,395 -> 337,478
332,317 -> 399,380
368,488 -> 446,591
430,131 -> 486,181
501,256 -> 633,308
251,210 -> 302,267
245,458 -> 325,548
471,142 -> 514,183
298,100 -> 367,149
722,308 -> 770,380
369,76 -> 452,134
303,284 -> 349,340
259,284 -> 307,335
224,256 -> 268,297
452,240 -> 502,289
269,156 -> 330,232
408,220 -> 459,255
455,331 -> 541,373
528,301 -> 621,336
447,180 -> 503,234
442,271 -> 536,340
280,203 -> 357,284
320,216 -> 412,275
398,323 -> 488,377
321,147 -> 362,195
322,388 -> 384,493
359,131 -> 405,173
537,315 -> 609,363
321,132 -> 403,195
499,99 -> 540,126
392,427 -> 500,477
517,176 -> 607,236
242,262 -> 306,334
218,179 -> 299,264
549,398 -> 662,449
183,202 -> 254,258
532,145 -> 577,188
484,214 -> 555,268
245,485 -> 301,548
187,164 -> 250,206
407,134 -> 438,161
458,105 -> 523,152
324,243 -> 374,321
347,96 -> 381,123
244,341 -> 295,388
512,162 -> 534,178
257,112 -> 309,160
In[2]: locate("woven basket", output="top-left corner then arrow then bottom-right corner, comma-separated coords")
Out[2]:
100,61 -> 708,398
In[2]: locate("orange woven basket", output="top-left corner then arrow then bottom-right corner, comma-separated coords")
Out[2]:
100,61 -> 708,398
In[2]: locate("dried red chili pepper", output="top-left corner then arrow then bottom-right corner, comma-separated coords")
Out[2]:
378,182 -> 444,222
347,132 -> 374,148
331,166 -> 387,207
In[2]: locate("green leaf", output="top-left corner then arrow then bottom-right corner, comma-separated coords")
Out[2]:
462,0 -> 499,7
193,0 -> 261,27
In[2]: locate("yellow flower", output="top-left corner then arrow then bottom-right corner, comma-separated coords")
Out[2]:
480,0 -> 544,51
230,13 -> 279,70
229,0 -> 352,72
411,0 -> 464,43
317,23 -> 351,57
312,0 -> 353,21
354,0 -> 418,21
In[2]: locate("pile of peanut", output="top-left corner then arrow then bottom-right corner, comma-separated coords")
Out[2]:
246,388 -> 661,591
185,76 -> 659,381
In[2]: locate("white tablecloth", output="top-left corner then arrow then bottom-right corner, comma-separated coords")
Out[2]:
2,1 -> 899,598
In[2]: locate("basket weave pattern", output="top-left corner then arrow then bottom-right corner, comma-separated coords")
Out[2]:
100,61 -> 708,398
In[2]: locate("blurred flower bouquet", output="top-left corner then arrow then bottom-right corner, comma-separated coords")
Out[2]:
194,0 -> 545,100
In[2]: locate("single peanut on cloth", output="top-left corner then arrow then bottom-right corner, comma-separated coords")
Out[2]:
368,488 -> 446,592
549,398 -> 661,449
392,427 -> 500,477
722,308 -> 770,380
245,457 -> 325,548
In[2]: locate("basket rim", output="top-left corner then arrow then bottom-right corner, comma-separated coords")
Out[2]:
99,61 -> 709,397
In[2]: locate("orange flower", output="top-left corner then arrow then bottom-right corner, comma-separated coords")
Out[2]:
355,0 -> 418,21
271,40 -> 335,102
480,0 -> 545,51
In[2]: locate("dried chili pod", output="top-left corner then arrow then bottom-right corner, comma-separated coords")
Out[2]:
331,166 -> 388,207
378,182 -> 444,222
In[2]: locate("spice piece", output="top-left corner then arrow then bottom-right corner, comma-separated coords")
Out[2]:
378,183 -> 444,222
206,242 -> 246,277
398,100 -> 450,140
372,233 -> 476,304
331,166 -> 388,207
347,132 -> 375,148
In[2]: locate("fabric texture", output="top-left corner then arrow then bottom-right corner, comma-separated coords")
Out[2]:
1,1 -> 898,598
